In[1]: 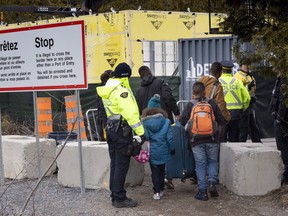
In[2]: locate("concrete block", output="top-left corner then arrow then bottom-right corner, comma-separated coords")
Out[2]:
56,141 -> 144,190
219,142 -> 282,196
2,135 -> 56,179
261,138 -> 278,149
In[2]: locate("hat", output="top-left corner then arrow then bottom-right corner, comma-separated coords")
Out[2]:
148,94 -> 161,108
221,60 -> 234,73
114,62 -> 132,78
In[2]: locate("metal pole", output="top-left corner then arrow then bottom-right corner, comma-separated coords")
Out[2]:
33,91 -> 41,178
76,90 -> 85,193
208,0 -> 211,34
0,104 -> 5,184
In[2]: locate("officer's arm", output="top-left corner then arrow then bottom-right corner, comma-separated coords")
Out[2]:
117,90 -> 144,136
241,81 -> 251,111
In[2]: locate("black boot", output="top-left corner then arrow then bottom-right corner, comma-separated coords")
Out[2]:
113,198 -> 138,208
209,182 -> 219,197
194,190 -> 208,201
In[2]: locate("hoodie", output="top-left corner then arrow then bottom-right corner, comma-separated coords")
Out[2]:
199,75 -> 231,122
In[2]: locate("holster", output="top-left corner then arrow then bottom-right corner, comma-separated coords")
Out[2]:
121,120 -> 132,138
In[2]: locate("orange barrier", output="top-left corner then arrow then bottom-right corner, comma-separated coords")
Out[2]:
64,95 -> 87,141
36,97 -> 53,138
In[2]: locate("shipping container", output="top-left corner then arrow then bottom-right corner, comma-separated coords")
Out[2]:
177,36 -> 275,138
0,10 -> 228,83
178,36 -> 238,100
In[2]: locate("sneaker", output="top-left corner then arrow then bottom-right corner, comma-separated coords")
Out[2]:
160,190 -> 164,197
194,190 -> 208,201
153,193 -> 161,200
209,183 -> 219,197
164,179 -> 175,189
113,198 -> 138,208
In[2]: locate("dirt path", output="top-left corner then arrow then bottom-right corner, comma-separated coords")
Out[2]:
1,174 -> 288,216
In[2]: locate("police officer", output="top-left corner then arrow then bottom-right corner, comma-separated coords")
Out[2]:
219,61 -> 250,142
96,62 -> 145,208
234,61 -> 261,142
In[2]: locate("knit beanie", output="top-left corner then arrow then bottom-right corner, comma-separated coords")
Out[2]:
148,94 -> 161,108
114,62 -> 132,78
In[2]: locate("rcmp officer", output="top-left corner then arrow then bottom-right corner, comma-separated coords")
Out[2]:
234,61 -> 261,142
96,62 -> 145,208
219,61 -> 250,142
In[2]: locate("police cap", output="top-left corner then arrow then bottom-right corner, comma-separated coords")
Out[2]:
114,62 -> 132,78
220,60 -> 234,73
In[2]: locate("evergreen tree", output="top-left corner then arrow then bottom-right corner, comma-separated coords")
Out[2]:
221,0 -> 288,81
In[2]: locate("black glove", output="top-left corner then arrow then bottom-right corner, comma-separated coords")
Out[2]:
170,149 -> 175,155
247,80 -> 255,91
140,135 -> 146,145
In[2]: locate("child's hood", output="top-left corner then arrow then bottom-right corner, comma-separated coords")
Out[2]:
141,107 -> 168,133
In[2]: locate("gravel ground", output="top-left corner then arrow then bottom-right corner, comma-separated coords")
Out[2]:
1,173 -> 288,216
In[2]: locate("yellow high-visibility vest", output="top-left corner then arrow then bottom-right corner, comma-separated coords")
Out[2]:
234,70 -> 256,97
219,73 -> 250,111
97,78 -> 144,136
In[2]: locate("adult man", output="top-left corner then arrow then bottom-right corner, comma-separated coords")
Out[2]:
135,65 -> 180,189
270,75 -> 288,185
199,62 -> 231,142
219,61 -> 250,142
136,66 -> 180,123
96,62 -> 145,208
234,62 -> 261,142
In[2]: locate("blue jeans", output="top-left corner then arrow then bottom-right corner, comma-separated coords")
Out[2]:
192,143 -> 219,191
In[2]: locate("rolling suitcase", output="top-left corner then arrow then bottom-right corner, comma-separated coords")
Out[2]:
166,121 -> 196,181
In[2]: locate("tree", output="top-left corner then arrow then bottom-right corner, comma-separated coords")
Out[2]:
1,0 -> 223,23
220,0 -> 288,81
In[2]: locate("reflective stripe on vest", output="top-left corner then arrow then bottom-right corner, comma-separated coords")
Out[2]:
219,78 -> 242,107
107,114 -> 121,121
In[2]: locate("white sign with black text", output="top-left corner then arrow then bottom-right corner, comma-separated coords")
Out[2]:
0,20 -> 87,92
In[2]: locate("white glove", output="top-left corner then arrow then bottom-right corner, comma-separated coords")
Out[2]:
133,135 -> 142,143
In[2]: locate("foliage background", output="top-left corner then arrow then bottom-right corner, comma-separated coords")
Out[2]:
0,0 -> 223,23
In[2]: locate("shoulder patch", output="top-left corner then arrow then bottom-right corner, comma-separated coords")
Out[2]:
120,92 -> 128,98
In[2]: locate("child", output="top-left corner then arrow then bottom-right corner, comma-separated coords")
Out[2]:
141,94 -> 175,200
179,81 -> 226,201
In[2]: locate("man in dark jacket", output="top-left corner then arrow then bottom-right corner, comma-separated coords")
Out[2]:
136,65 -> 180,189
135,66 -> 180,123
270,75 -> 288,185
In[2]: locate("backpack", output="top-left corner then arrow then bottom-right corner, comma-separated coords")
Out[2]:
185,99 -> 218,142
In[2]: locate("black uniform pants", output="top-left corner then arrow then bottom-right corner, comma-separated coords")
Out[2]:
227,119 -> 240,142
239,107 -> 261,142
274,121 -> 288,183
106,123 -> 133,202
